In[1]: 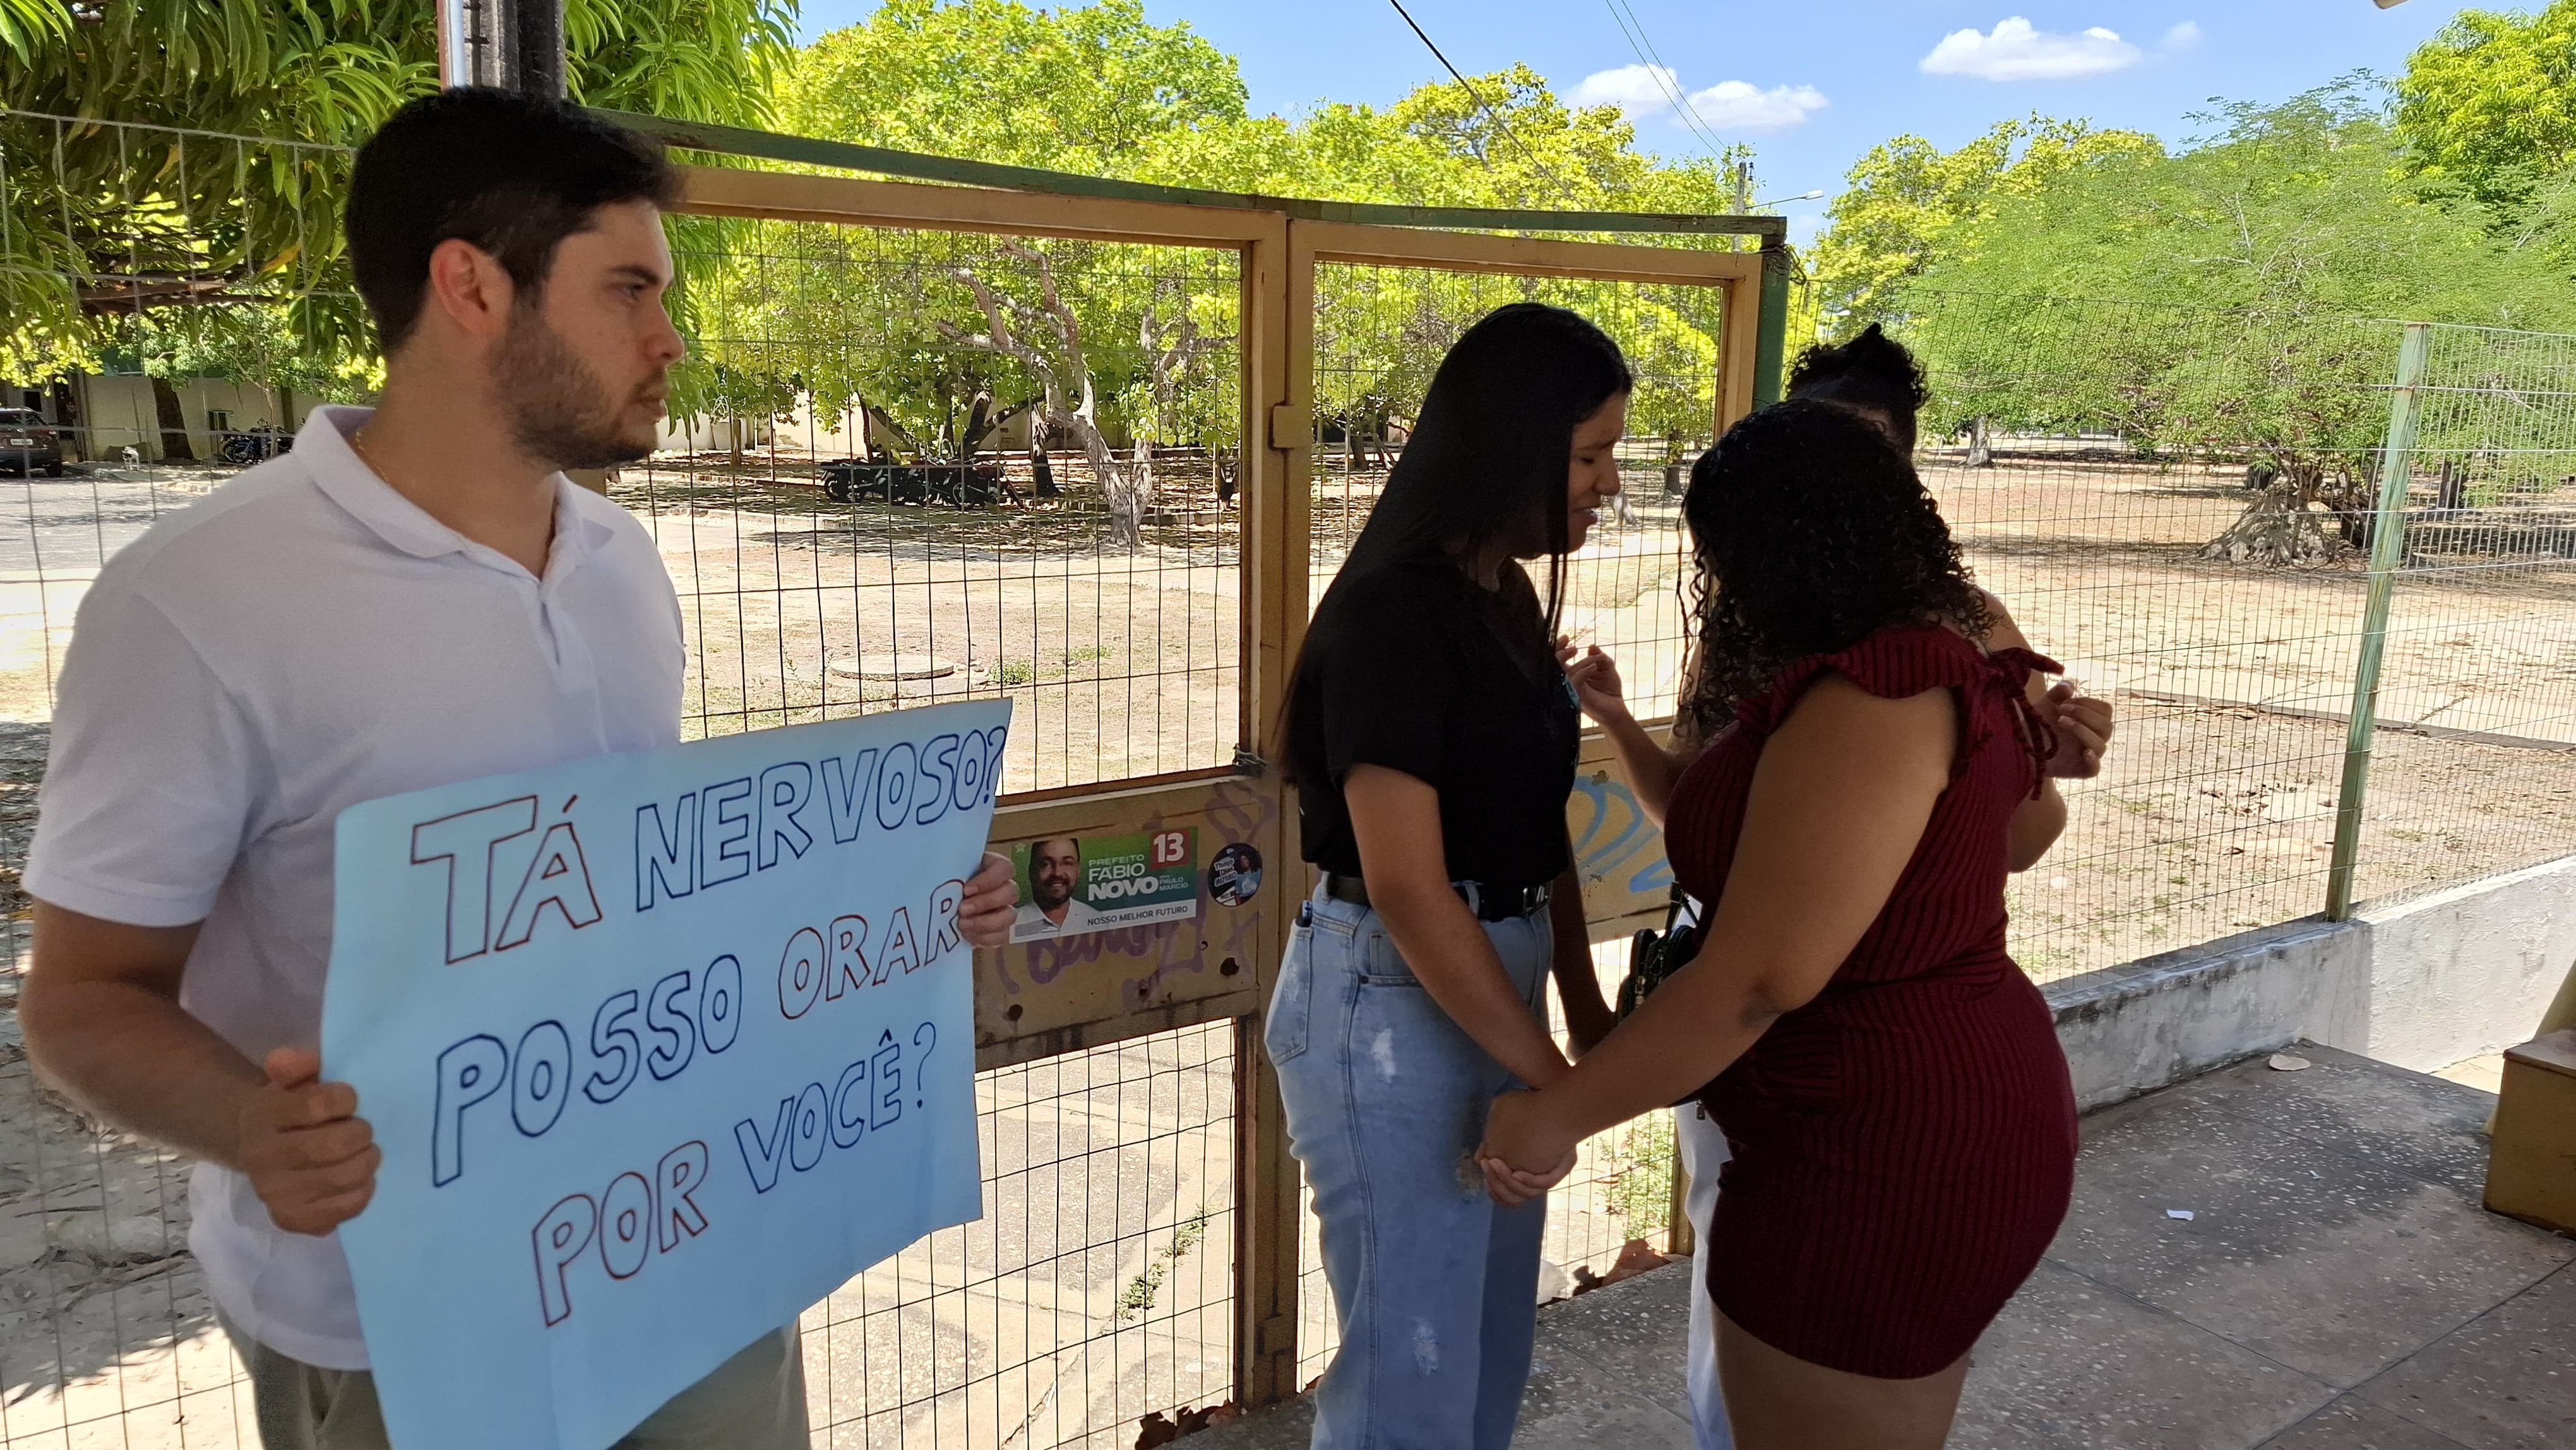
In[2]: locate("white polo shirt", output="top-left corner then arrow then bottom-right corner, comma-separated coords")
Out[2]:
23,405 -> 684,1369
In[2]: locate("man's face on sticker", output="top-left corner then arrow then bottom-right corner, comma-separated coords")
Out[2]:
1032,839 -> 1080,914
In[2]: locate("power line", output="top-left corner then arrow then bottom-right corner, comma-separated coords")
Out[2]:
1599,0 -> 1732,167
1386,0 -> 1573,198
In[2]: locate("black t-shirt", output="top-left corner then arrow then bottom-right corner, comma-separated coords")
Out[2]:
1290,558 -> 1580,889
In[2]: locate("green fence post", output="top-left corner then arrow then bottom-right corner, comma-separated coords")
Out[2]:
2325,321 -> 2432,920
1753,242 -> 1792,407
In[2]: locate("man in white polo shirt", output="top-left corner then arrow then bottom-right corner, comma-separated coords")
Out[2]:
19,90 -> 1018,1450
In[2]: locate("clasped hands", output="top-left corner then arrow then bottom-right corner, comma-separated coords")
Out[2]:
1476,1088 -> 1580,1209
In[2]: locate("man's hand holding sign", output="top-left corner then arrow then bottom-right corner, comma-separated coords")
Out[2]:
318,705 -> 1011,1447
15,93 -> 1024,1450
241,846 -> 1016,1246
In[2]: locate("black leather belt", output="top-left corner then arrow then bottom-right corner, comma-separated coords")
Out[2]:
1321,872 -> 1551,923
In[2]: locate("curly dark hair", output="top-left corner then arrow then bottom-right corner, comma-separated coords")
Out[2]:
1676,399 -> 1989,741
1784,323 -> 1931,452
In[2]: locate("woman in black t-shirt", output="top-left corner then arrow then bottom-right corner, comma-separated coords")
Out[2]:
1265,303 -> 1631,1449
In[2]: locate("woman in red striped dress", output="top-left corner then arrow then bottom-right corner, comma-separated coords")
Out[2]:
1480,399 -> 2111,1447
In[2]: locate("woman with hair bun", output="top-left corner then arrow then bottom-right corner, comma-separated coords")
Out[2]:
1783,321 -> 1932,450
1482,395 -> 2111,1448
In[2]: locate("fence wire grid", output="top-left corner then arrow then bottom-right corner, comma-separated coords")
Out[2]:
641,214 -> 1244,791
3,107 -> 2576,1450
1890,294 -> 2576,979
1308,260 -> 1718,732
2350,322 -> 2576,905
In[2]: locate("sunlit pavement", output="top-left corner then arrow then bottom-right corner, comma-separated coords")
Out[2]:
1201,1046 -> 2576,1449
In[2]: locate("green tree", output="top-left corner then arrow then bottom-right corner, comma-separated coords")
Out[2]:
778,0 -> 1242,176
748,1 -> 1750,539
1900,86 -> 2576,563
1806,116 -> 2160,330
2397,0 -> 2576,208
0,0 -> 797,389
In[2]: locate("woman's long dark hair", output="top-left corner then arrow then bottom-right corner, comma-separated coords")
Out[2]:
1278,302 -> 1633,782
1676,399 -> 1989,743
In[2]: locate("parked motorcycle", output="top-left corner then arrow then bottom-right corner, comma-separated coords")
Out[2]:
217,425 -> 295,467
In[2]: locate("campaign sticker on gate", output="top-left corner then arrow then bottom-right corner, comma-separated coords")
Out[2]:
1209,842 -> 1262,907
1008,828 -> 1201,942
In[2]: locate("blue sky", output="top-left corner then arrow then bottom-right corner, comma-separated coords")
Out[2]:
791,2 -> 2482,241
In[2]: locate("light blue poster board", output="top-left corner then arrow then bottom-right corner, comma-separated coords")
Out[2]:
323,700 -> 1009,1449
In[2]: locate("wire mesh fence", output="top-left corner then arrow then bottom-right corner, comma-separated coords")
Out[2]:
7,101 -> 2576,1450
814,1023 -> 1236,1449
1897,296 -> 2576,980
640,215 -> 1244,791
0,113 -> 297,1441
2349,323 -> 2576,906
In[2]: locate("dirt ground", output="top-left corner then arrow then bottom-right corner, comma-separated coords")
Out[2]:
0,445 -> 2569,1446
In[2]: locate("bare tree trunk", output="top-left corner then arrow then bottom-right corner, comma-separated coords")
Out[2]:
1045,412 -> 1140,542
942,246 -> 1151,545
150,376 -> 194,462
2200,462 -> 2339,565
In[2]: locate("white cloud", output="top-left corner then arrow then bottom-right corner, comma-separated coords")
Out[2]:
1685,80 -> 1830,133
1571,64 -> 1828,135
2162,20 -> 2202,52
1571,64 -> 1678,119
1919,17 -> 2144,81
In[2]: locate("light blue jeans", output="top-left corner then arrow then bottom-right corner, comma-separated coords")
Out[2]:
1266,888 -> 1552,1450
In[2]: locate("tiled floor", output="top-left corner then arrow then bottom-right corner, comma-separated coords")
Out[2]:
1198,1046 -> 2576,1448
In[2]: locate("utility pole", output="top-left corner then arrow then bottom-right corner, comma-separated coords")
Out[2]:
437,0 -> 568,95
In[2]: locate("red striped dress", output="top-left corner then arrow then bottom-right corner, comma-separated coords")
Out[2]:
1662,623 -> 2078,1379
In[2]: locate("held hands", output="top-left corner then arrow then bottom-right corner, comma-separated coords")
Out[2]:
2040,683 -> 2115,780
1555,639 -> 1631,728
237,1048 -> 379,1237
1476,1089 -> 1580,1209
958,851 -> 1018,949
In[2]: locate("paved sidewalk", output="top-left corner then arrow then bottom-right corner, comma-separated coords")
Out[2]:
1198,1046 -> 2576,1448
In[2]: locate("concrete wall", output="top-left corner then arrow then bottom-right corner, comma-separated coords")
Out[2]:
2046,855 -> 2576,1108
71,374 -> 311,461
2356,854 -> 2576,1072
2046,918 -> 2368,1111
655,395 -> 1039,460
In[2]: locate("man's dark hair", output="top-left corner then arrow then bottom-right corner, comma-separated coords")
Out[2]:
347,88 -> 676,352
1785,323 -> 1931,452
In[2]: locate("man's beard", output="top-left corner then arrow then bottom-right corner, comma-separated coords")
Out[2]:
494,310 -> 654,470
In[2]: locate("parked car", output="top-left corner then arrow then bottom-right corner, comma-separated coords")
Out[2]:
0,409 -> 63,477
